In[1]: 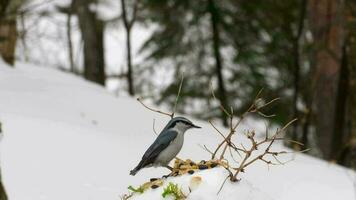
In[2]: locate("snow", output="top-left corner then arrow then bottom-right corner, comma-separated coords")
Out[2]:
133,168 -> 274,200
0,60 -> 355,200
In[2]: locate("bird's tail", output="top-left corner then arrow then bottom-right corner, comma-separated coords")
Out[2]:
129,167 -> 139,176
130,161 -> 144,176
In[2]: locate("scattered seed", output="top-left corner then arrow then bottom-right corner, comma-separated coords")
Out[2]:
210,163 -> 218,168
151,184 -> 159,189
198,164 -> 209,170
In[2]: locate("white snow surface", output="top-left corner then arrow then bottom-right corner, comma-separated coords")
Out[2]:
0,61 -> 355,200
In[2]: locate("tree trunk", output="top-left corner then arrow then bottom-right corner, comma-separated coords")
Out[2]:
346,65 -> 356,169
125,28 -> 134,95
291,0 -> 307,143
332,43 -> 349,161
208,0 -> 228,126
74,0 -> 105,86
0,122 -> 7,200
0,171 -> 7,200
0,17 -> 17,66
339,0 -> 356,169
0,0 -> 10,19
120,0 -> 135,96
308,0 -> 345,159
67,2 -> 75,74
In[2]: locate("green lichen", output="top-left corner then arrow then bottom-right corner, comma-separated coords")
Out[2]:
128,185 -> 145,194
161,182 -> 186,200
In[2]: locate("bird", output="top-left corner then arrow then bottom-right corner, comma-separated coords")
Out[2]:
130,116 -> 201,176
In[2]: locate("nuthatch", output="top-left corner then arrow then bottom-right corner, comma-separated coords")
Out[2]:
130,117 -> 201,176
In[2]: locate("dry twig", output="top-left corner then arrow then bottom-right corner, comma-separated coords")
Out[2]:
137,73 -> 185,119
206,88 -> 308,193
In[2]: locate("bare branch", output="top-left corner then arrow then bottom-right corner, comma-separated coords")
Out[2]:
136,98 -> 172,118
258,111 -> 276,118
198,144 -> 214,156
172,73 -> 184,118
152,119 -> 158,135
210,82 -> 231,117
206,89 -> 306,188
137,73 -> 184,119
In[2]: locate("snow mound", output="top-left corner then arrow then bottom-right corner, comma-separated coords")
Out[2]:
0,61 -> 354,200
131,167 -> 274,200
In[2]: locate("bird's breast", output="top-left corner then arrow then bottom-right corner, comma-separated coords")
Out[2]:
155,133 -> 184,166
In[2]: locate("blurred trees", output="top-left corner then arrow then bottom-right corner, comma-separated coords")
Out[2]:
135,0 -> 355,168
73,0 -> 106,86
138,0 -> 304,126
207,0 -> 229,126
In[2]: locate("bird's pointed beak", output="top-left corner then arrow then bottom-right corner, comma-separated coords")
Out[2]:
192,124 -> 201,129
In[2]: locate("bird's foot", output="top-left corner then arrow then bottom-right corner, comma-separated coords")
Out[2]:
165,166 -> 173,171
162,166 -> 174,179
162,174 -> 170,179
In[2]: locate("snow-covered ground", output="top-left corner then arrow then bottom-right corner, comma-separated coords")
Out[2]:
0,61 -> 355,200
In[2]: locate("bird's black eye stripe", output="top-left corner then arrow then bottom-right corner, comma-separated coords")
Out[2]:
182,121 -> 193,126
167,120 -> 193,129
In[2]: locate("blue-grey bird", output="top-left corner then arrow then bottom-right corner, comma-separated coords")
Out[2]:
130,117 -> 201,176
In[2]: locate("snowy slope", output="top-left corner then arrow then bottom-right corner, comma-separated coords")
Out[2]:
0,61 -> 355,200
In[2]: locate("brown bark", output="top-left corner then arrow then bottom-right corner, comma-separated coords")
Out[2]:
74,0 -> 105,86
341,0 -> 356,169
346,71 -> 356,168
332,43 -> 349,160
309,0 -> 345,159
0,0 -> 10,19
208,0 -> 228,126
0,17 -> 17,66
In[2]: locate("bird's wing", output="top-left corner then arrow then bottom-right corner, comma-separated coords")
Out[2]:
140,130 -> 178,167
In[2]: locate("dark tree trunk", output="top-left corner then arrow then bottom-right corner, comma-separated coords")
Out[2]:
346,66 -> 356,169
0,0 -> 10,19
74,0 -> 105,86
291,0 -> 307,143
120,0 -> 136,96
309,0 -> 345,159
0,2 -> 12,197
0,122 -> 7,200
0,4 -> 17,66
332,43 -> 349,161
0,172 -> 7,200
125,27 -> 134,95
208,0 -> 228,126
67,2 -> 75,74
344,0 -> 356,170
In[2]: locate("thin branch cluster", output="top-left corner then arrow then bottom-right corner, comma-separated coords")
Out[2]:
137,76 -> 307,193
207,89 -> 307,191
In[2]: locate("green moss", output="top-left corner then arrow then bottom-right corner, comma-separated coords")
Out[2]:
161,182 -> 186,200
128,185 -> 145,194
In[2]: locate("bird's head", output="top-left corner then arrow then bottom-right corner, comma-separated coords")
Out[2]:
164,116 -> 201,133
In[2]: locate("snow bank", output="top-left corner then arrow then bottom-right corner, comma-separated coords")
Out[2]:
0,61 -> 355,200
132,168 -> 273,200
